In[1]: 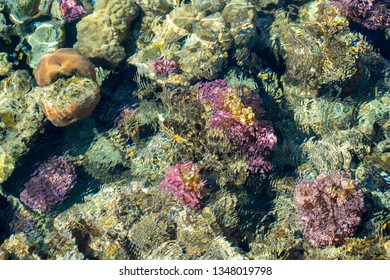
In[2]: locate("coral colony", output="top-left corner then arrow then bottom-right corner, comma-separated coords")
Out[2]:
20,156 -> 77,212
159,162 -> 205,210
331,0 -> 390,29
294,171 -> 365,247
1,0 -> 390,260
151,56 -> 181,77
60,0 -> 87,22
197,80 -> 277,173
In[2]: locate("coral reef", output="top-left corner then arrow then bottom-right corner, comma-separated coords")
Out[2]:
34,48 -> 96,87
270,1 -> 374,91
159,161 -> 205,210
129,3 -> 234,82
33,76 -> 100,126
197,79 -> 277,173
20,156 -> 77,212
1,0 -> 390,261
294,171 -> 365,247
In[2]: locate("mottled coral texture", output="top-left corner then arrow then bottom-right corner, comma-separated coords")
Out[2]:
151,56 -> 181,77
197,80 -> 276,173
294,171 -> 365,247
20,156 -> 77,212
60,0 -> 87,22
159,162 -> 205,210
332,0 -> 390,30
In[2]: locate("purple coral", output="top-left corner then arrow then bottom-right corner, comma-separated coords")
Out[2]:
197,80 -> 277,173
20,156 -> 77,212
332,0 -> 390,30
294,171 -> 365,247
151,56 -> 181,77
159,162 -> 205,210
60,0 -> 87,22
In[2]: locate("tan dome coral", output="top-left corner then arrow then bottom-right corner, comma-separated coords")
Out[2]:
33,48 -> 97,87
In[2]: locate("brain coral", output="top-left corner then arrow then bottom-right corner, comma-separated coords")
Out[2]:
33,48 -> 96,86
294,171 -> 365,247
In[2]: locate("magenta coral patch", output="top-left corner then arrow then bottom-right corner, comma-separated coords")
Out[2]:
20,156 -> 77,212
332,0 -> 390,30
159,162 -> 205,210
151,56 -> 181,77
60,0 -> 87,22
197,80 -> 277,173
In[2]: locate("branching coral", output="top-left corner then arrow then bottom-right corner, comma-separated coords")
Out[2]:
159,161 -> 205,210
294,171 -> 365,247
332,0 -> 390,30
20,156 -> 77,212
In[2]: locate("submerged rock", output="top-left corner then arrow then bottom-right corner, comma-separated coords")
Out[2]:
33,76 -> 100,127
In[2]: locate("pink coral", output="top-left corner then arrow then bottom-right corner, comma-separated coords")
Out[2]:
20,156 -> 77,212
159,162 -> 205,210
197,80 -> 276,173
294,171 -> 365,247
151,56 -> 181,77
332,0 -> 390,30
60,0 -> 87,22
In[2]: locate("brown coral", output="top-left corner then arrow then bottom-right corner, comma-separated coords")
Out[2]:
33,48 -> 96,87
294,171 -> 365,247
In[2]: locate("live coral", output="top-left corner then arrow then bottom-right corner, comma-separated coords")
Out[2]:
159,161 -> 205,210
294,171 -> 365,247
151,56 -> 181,77
60,0 -> 87,22
20,156 -> 77,212
197,80 -> 277,173
33,48 -> 96,86
332,0 -> 390,30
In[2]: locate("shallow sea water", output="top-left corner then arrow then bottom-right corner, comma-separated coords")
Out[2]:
0,0 -> 389,260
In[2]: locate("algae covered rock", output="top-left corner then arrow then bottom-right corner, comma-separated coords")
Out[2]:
0,70 -> 44,184
33,76 -> 100,127
0,53 -> 13,77
83,136 -> 128,181
26,20 -> 65,69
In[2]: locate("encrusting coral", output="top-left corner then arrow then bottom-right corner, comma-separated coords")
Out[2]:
33,48 -> 96,87
332,0 -> 390,30
294,171 -> 365,247
20,156 -> 77,212
60,0 -> 87,22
